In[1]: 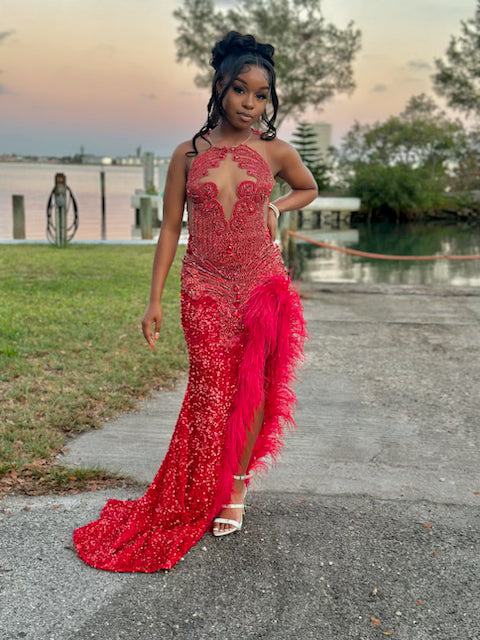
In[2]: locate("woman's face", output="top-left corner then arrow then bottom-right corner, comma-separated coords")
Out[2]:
220,64 -> 270,130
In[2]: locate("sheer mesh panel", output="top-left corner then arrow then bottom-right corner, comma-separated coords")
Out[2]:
198,154 -> 258,222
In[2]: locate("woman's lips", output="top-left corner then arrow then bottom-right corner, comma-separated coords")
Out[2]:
238,113 -> 253,122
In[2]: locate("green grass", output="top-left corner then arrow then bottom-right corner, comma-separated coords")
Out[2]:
0,245 -> 187,494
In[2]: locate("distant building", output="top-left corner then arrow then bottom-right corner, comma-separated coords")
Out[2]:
113,155 -> 171,167
0,152 -> 172,166
310,122 -> 332,159
115,156 -> 142,166
81,154 -> 103,165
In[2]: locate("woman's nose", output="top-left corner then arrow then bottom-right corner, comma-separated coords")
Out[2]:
243,93 -> 254,108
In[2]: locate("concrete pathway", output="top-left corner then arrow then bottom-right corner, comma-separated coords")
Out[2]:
1,283 -> 479,640
54,282 -> 480,506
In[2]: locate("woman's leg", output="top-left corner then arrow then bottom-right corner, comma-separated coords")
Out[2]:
213,402 -> 264,533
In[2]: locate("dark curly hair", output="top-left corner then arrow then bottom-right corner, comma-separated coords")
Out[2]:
188,31 -> 279,156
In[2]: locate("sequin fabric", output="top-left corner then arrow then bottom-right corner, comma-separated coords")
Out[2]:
72,142 -> 307,572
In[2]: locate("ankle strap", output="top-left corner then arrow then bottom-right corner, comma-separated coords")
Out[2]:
233,473 -> 251,480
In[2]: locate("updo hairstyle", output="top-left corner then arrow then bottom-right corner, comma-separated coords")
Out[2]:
188,31 -> 279,156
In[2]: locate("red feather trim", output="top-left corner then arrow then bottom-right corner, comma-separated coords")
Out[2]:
210,274 -> 307,521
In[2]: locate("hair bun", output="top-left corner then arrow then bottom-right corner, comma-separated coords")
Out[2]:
211,31 -> 274,70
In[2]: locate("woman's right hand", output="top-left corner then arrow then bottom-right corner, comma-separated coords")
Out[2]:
141,301 -> 163,350
266,206 -> 277,243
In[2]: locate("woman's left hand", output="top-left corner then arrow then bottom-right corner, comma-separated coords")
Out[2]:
267,207 -> 277,242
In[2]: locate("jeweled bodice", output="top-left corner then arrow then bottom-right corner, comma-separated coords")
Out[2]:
185,143 -> 275,265
182,143 -> 288,333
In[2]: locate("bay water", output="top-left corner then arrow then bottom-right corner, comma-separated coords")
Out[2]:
0,162 -> 144,241
1,162 -> 479,286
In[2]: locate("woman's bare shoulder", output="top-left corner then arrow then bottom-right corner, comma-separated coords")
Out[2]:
178,133 -> 213,152
267,136 -> 298,156
169,138 -> 208,178
172,139 -> 196,158
172,136 -> 211,166
262,136 -> 301,176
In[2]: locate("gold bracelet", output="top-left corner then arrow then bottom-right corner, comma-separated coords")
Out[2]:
268,202 -> 280,217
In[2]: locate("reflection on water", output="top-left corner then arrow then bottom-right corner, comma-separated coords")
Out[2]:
0,162 -> 145,240
294,222 -> 480,286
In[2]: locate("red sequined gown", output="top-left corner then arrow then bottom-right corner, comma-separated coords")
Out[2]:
73,139 -> 307,571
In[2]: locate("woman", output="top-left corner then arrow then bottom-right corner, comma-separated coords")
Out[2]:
73,31 -> 317,571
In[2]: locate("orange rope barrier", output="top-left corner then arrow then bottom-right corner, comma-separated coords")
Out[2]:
288,231 -> 480,261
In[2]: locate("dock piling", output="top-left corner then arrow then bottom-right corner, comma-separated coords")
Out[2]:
12,195 -> 25,239
140,197 -> 153,239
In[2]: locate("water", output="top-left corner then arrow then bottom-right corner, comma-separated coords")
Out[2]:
1,163 -> 479,285
292,222 -> 480,287
0,162 -> 146,240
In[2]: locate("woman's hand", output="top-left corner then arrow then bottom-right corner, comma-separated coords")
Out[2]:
142,301 -> 163,350
267,207 -> 277,242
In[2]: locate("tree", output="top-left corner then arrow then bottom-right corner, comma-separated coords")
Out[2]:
432,1 -> 480,119
448,128 -> 480,192
290,122 -> 329,190
338,94 -> 464,172
349,164 -> 448,220
173,0 -> 361,126
336,94 -> 467,219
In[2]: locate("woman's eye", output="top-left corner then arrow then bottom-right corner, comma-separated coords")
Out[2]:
232,86 -> 267,100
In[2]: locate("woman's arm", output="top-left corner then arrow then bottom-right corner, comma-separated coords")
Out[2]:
141,142 -> 189,349
271,140 -> 318,211
265,140 -> 318,240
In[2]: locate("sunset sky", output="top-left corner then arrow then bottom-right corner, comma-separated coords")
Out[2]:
0,0 -> 475,157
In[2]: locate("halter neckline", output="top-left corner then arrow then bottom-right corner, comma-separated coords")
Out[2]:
205,127 -> 259,150
189,139 -> 275,184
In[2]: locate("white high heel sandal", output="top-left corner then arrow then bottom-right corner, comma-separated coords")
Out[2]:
212,473 -> 251,537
